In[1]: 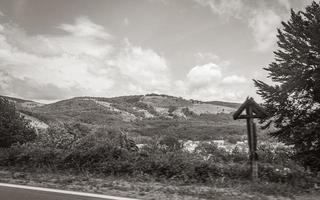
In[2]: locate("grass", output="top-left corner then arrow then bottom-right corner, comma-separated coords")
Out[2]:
0,167 -> 319,200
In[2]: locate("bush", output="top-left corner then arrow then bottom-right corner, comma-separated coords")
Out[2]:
0,126 -> 316,188
0,97 -> 36,148
258,143 -> 294,166
159,135 -> 183,151
195,142 -> 230,162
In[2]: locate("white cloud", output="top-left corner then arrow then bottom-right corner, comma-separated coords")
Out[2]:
113,39 -> 170,93
0,15 -> 253,102
193,0 -> 245,19
222,75 -> 247,84
195,52 -> 230,67
187,63 -> 222,89
277,0 -> 290,10
249,10 -> 281,51
0,17 -> 171,101
195,52 -> 219,63
1,21 -> 113,57
173,62 -> 249,101
192,0 -> 286,52
58,17 -> 111,40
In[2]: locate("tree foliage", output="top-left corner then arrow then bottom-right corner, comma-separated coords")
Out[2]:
168,105 -> 177,116
254,2 -> 320,171
0,97 -> 36,148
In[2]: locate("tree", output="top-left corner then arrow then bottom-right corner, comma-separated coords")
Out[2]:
168,105 -> 177,116
159,135 -> 182,151
254,2 -> 320,171
0,97 -> 36,148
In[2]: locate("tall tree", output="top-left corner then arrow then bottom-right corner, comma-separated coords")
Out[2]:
0,97 -> 36,148
254,2 -> 320,171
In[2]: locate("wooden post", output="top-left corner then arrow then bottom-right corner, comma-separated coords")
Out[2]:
251,122 -> 258,181
233,97 -> 268,182
246,107 -> 252,153
246,106 -> 258,181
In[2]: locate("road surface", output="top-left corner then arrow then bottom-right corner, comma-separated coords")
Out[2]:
0,183 -> 138,200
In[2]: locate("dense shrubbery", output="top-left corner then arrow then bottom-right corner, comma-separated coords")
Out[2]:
0,124 -> 315,188
0,97 -> 36,148
135,119 -> 247,141
19,110 -> 53,123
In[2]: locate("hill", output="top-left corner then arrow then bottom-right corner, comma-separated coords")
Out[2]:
0,95 -> 48,130
1,94 -> 246,141
205,101 -> 241,109
0,95 -> 44,109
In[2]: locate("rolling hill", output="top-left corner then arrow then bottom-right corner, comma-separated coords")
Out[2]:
1,94 -> 246,141
0,95 -> 44,109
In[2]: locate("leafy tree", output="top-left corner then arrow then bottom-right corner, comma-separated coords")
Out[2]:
159,135 -> 182,151
0,97 -> 36,148
254,2 -> 320,171
168,105 -> 177,116
181,107 -> 195,116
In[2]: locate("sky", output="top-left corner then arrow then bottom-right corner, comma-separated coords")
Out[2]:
0,0 -> 314,103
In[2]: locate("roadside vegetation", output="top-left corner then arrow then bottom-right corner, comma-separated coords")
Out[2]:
0,119 -> 318,198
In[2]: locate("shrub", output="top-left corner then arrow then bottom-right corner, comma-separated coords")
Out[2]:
159,135 -> 183,151
258,143 -> 294,166
0,127 -> 316,189
195,142 -> 230,162
0,97 -> 36,148
168,105 -> 177,116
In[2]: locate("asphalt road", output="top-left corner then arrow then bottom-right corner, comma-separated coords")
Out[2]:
0,184 -> 137,200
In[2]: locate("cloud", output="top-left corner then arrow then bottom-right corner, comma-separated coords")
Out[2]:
1,21 -> 113,57
194,52 -> 230,66
193,0 -> 246,19
277,0 -> 290,10
187,63 -> 222,89
58,17 -> 110,40
0,15 -> 252,102
174,62 -> 249,101
195,52 -> 219,63
249,10 -> 281,51
0,17 -> 171,101
0,71 -> 84,100
222,75 -> 247,84
192,0 -> 286,52
112,39 -> 170,94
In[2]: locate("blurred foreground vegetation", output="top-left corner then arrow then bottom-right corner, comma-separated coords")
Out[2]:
0,122 -> 318,196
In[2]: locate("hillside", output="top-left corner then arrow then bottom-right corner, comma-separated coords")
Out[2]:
26,94 -> 239,121
205,101 -> 241,109
0,95 -> 48,130
0,95 -> 44,109
1,94 -> 246,141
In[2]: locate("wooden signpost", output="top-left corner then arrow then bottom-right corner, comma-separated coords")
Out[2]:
233,97 -> 268,181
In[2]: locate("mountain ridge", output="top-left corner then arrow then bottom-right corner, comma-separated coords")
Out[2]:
1,93 -> 242,125
1,94 -> 246,141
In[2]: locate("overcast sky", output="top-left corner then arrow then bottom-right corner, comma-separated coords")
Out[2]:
0,0 -> 313,103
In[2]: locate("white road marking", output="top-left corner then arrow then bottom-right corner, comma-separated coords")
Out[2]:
0,183 -> 139,200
